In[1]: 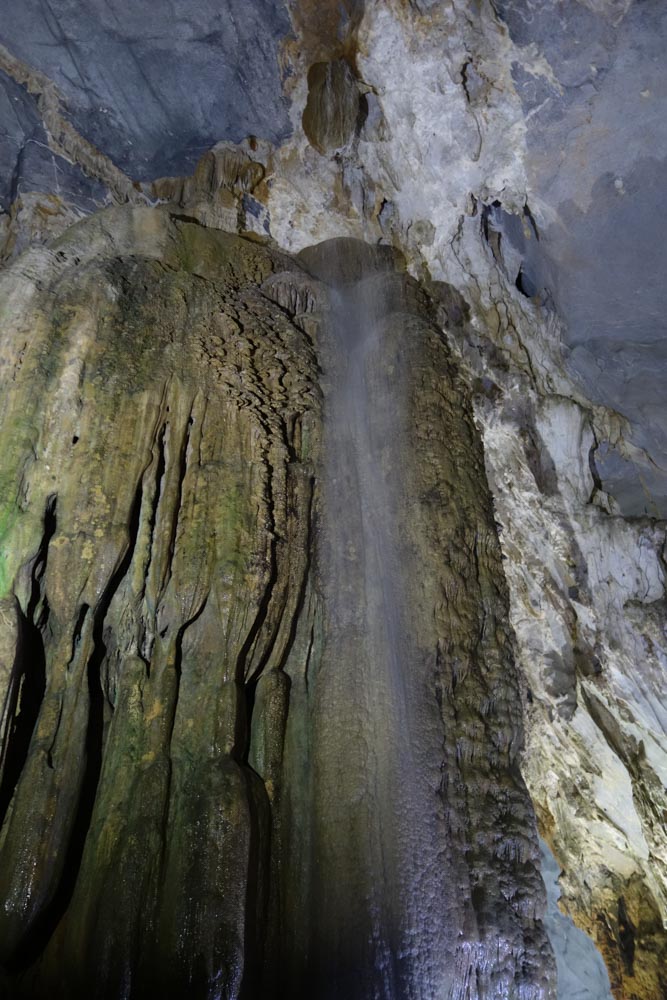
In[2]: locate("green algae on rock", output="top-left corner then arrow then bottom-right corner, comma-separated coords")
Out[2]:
0,207 -> 554,998
0,206 -> 319,997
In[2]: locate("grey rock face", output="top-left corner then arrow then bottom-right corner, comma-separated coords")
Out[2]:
0,68 -> 105,213
494,0 -> 667,514
540,840 -> 613,1000
0,0 -> 292,180
0,67 -> 43,209
0,2 -> 664,996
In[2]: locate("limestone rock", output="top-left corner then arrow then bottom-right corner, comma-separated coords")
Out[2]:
0,207 -> 555,998
437,257 -> 667,999
0,1 -> 292,180
0,205 -> 319,997
302,60 -> 361,154
0,1 -> 664,997
0,192 -> 87,266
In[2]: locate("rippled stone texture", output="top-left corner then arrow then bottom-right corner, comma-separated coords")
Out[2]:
0,206 -> 319,998
0,209 -> 554,998
292,239 -> 554,998
302,60 -> 362,154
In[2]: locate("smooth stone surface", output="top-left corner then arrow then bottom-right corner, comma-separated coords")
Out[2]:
540,839 -> 614,1000
0,67 -> 106,213
0,0 -> 293,179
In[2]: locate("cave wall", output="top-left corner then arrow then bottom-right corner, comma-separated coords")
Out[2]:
0,2 -> 665,998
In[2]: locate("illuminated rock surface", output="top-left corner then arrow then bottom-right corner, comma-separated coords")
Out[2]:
0,2 -> 665,998
0,208 -> 553,998
541,839 -> 613,1000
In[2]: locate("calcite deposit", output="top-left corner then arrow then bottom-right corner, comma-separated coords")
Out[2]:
0,1 -> 665,999
0,208 -> 319,997
0,207 -> 554,998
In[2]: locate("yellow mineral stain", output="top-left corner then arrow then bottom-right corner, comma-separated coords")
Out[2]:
144,699 -> 164,724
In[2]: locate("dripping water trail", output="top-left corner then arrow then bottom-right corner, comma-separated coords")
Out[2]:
316,263 -> 421,998
314,252 -> 454,1000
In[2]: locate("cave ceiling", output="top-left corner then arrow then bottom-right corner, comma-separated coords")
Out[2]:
1,0 -> 664,516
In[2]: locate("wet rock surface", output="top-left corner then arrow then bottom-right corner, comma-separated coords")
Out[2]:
0,206 -> 318,997
0,2 -> 665,998
0,0 -> 664,516
302,60 -> 362,153
294,242 -> 554,998
0,208 -> 555,998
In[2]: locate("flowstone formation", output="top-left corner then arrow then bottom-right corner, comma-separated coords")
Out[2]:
0,1 -> 666,999
0,207 -> 319,998
0,207 -> 554,998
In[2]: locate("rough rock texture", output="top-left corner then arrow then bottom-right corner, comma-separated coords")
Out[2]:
262,4 -> 667,995
444,276 -> 667,999
0,206 -> 318,997
494,0 -> 667,517
0,207 -> 554,998
0,1 -> 665,998
302,60 -> 362,153
290,240 -> 553,998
